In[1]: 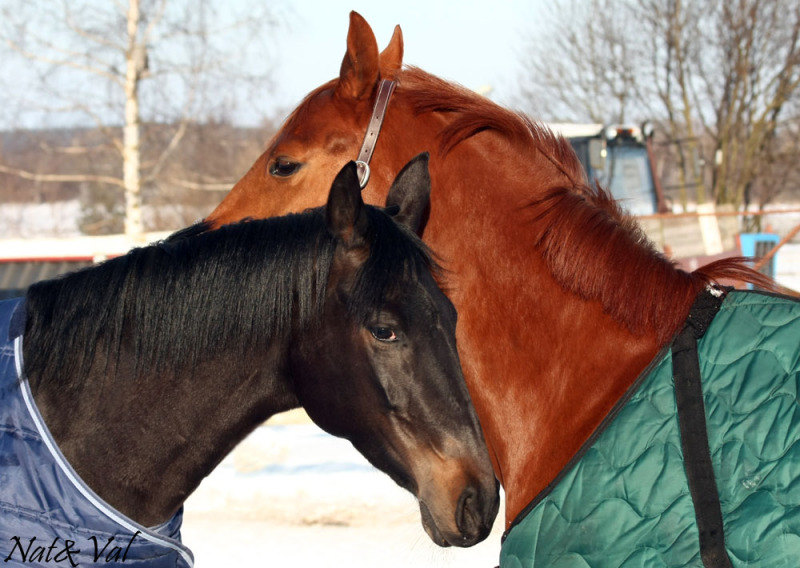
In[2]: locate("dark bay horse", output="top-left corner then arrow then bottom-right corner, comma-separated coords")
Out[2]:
198,11 -> 798,566
0,157 -> 498,567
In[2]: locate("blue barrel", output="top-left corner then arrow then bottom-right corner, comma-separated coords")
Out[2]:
739,232 -> 780,287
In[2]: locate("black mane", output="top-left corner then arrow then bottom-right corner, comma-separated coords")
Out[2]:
23,207 -> 434,390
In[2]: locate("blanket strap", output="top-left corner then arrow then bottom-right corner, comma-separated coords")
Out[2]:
672,287 -> 732,568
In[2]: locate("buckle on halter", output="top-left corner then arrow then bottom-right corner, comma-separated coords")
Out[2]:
355,160 -> 370,189
354,79 -> 396,190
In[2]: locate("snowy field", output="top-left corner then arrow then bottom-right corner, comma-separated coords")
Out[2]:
0,202 -> 83,238
181,420 -> 506,568
0,201 -> 204,238
775,242 -> 800,292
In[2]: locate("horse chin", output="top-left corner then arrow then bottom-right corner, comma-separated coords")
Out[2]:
418,498 -> 491,548
418,500 -> 452,548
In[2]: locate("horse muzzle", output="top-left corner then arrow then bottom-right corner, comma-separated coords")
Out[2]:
418,477 -> 499,547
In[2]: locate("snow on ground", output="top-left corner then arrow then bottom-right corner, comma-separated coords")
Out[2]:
775,242 -> 800,292
181,421 -> 506,568
0,201 -> 83,238
0,201 -> 206,239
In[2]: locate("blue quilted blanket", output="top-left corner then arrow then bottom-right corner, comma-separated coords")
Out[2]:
0,298 -> 194,567
501,290 -> 800,567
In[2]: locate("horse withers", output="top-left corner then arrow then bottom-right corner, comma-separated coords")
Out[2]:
0,155 -> 498,567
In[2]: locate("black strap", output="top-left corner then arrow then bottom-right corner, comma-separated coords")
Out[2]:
671,287 -> 732,568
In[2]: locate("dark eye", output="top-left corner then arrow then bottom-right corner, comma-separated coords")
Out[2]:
369,326 -> 398,342
269,157 -> 302,177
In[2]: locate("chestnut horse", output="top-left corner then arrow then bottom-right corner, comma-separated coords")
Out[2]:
203,11 -> 782,558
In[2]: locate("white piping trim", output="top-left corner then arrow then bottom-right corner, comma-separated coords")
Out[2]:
13,335 -> 194,567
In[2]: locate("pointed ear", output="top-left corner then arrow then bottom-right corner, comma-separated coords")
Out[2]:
385,153 -> 431,235
326,161 -> 369,246
379,25 -> 404,79
336,12 -> 379,100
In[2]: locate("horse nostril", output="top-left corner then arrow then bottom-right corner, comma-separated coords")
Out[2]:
456,485 -> 481,540
454,480 -> 499,546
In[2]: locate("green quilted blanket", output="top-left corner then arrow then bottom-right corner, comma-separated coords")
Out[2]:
501,290 -> 800,567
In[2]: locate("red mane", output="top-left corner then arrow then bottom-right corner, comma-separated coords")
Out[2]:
398,66 -> 778,345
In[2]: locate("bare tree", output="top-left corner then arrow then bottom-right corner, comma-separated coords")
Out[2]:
518,0 -> 645,123
637,0 -> 707,204
0,0 -> 277,236
517,0 -> 800,208
702,1 -> 800,208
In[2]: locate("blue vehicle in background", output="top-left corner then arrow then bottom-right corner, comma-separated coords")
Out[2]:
548,122 -> 666,216
549,122 -> 780,282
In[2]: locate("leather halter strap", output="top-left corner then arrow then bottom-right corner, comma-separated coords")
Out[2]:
355,78 -> 396,188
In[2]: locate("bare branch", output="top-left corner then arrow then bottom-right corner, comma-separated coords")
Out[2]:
144,120 -> 187,182
164,177 -> 235,191
0,163 -> 124,187
4,34 -> 123,86
142,0 -> 169,45
59,0 -> 124,52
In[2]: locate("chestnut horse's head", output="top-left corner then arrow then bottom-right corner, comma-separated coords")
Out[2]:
206,11 -> 445,230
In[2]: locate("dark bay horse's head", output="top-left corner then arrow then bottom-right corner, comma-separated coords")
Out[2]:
290,155 -> 498,547
205,11 -> 433,228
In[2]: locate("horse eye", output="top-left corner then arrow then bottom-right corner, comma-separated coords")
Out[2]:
369,326 -> 398,342
269,157 -> 302,177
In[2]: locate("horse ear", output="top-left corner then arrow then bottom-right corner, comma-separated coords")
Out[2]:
385,152 -> 431,235
379,25 -> 404,79
336,11 -> 380,100
326,161 -> 368,246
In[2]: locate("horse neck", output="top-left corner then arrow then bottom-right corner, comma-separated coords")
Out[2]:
21,233 -> 319,526
410,134 -> 703,527
38,338 -> 298,526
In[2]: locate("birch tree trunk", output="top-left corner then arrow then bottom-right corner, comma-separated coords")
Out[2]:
123,0 -> 144,237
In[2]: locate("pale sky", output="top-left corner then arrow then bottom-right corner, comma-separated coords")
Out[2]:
0,1 -> 545,129
265,0 -> 542,116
